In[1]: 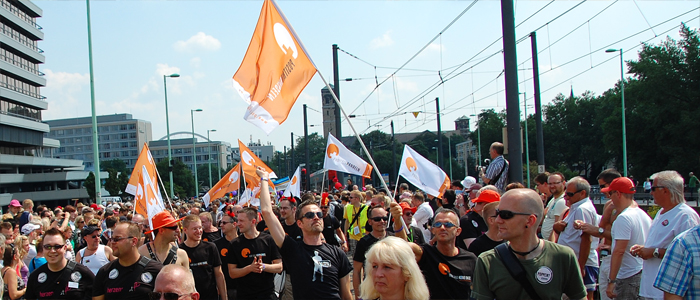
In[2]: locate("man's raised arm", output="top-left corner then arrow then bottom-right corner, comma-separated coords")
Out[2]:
256,167 -> 286,248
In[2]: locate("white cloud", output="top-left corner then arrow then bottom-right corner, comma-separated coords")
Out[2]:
155,63 -> 181,77
42,69 -> 90,119
173,32 -> 221,52
426,43 -> 445,52
190,57 -> 201,68
370,30 -> 394,49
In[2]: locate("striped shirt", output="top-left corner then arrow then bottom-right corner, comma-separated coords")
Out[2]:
654,225 -> 700,298
484,155 -> 508,191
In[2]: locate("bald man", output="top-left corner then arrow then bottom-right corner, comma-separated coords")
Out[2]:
153,264 -> 199,300
471,189 -> 586,300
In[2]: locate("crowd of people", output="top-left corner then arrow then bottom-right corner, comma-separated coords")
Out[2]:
2,147 -> 700,299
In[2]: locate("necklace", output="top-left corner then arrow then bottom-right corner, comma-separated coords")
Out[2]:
509,239 -> 541,257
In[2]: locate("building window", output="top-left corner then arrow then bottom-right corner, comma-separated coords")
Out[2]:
129,132 -> 137,139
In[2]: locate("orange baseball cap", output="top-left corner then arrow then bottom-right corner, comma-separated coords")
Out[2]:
399,202 -> 417,213
145,211 -> 184,234
601,177 -> 636,194
471,190 -> 501,203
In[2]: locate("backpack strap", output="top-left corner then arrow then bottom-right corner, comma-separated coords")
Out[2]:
137,255 -> 151,268
65,261 -> 78,273
494,243 -> 542,300
163,246 -> 178,265
145,242 -> 159,262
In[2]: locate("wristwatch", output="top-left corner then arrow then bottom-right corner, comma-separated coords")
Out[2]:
653,248 -> 660,258
598,227 -> 604,236
609,278 -> 617,284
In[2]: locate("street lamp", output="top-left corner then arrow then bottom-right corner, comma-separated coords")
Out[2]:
606,48 -> 628,177
521,92 -> 531,188
191,108 -> 203,198
469,114 -> 482,168
207,129 -> 217,190
163,73 -> 180,199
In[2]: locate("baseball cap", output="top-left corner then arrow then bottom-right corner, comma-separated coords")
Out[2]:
399,202 -> 417,213
9,199 -> 21,207
601,177 -> 636,194
20,223 -> 40,236
82,225 -> 100,235
461,176 -> 477,190
467,183 -> 483,192
471,190 -> 501,203
146,211 -> 184,234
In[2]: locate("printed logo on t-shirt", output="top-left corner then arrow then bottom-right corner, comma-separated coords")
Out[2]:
108,269 -> 119,279
438,262 -> 471,282
312,250 -> 330,282
220,248 -> 228,257
438,263 -> 450,275
141,272 -> 153,283
71,271 -> 82,282
37,272 -> 47,283
662,219 -> 669,226
472,220 -> 479,227
241,248 -> 250,258
535,266 -> 553,284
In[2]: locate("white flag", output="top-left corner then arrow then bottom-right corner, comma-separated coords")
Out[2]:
323,134 -> 372,178
283,166 -> 302,197
397,145 -> 451,198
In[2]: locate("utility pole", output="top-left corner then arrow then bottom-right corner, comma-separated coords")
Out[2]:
501,0 -> 523,183
332,44 -> 342,138
435,97 -> 443,169
283,146 -> 287,176
391,120 -> 396,183
290,132 -> 295,175
303,104 -> 310,191
530,32 -> 545,173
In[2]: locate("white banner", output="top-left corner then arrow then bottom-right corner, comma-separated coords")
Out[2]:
397,145 -> 450,198
323,133 -> 372,178
283,166 -> 302,198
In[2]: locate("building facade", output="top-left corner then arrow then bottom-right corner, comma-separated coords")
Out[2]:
44,114 -> 152,171
149,138 -> 232,184
0,0 -> 102,206
232,140 -> 275,163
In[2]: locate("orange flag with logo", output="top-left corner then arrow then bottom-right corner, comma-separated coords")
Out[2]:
202,163 -> 241,208
232,0 -> 317,134
397,145 -> 450,198
124,144 -> 166,230
238,140 -> 276,197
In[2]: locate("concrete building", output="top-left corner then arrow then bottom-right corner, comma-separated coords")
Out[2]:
0,0 -> 102,206
321,85 -> 339,139
232,140 -> 275,163
149,137 -> 232,182
455,139 -> 479,175
44,113 -> 152,171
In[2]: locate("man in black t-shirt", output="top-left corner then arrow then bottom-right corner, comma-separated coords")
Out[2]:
392,204 -> 477,300
258,168 -> 353,300
180,215 -> 228,300
458,189 -> 500,249
214,213 -> 239,300
228,207 -> 283,299
26,228 -> 95,300
279,198 -> 302,241
200,212 -> 221,243
93,222 -> 163,300
320,196 -> 347,251
352,206 -> 395,299
467,202 -> 504,257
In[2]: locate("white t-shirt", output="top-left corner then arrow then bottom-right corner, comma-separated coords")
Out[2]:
414,202 -> 434,240
639,203 -> 700,299
558,198 -> 599,267
541,194 -> 566,240
22,244 -> 36,267
611,206 -> 652,279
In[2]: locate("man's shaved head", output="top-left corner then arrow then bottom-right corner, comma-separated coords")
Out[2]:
501,189 -> 544,223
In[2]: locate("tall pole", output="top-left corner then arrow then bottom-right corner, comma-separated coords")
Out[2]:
332,44 -> 341,138
207,129 -> 216,189
303,104 -> 310,191
191,109 -> 202,198
501,0 -> 523,183
435,97 -> 443,169
530,32 -> 545,172
448,136 -> 453,179
163,74 -> 179,199
523,93 -> 531,188
391,121 -> 396,183
620,49 -> 627,177
217,148 -> 221,181
283,146 -> 287,176
86,0 -> 101,203
291,133 -> 295,174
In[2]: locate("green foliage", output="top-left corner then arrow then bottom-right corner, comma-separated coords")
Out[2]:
197,163 -> 225,190
100,159 -> 128,173
156,159 -> 195,199
83,172 -> 96,201
469,109 -> 506,164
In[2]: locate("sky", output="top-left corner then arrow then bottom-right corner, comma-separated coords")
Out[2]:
36,0 -> 700,153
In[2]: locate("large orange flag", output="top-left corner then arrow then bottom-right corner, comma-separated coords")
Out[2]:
124,144 -> 166,230
238,140 -> 276,197
232,0 -> 317,134
202,163 -> 241,208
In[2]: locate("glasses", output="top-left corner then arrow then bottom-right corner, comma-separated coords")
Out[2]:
86,234 -> 99,239
164,226 -> 178,231
43,244 -> 64,251
320,206 -> 329,209
565,190 -> 583,197
651,186 -> 666,192
219,221 -> 233,225
370,216 -> 389,222
302,211 -> 323,219
432,221 -> 457,229
109,236 -> 134,243
548,181 -> 562,185
403,212 -> 414,216
148,292 -> 194,300
495,209 -> 532,220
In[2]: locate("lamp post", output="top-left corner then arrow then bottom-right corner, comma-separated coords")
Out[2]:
163,73 -> 180,199
191,109 -> 203,198
448,135 -> 452,179
207,129 -> 217,190
606,48 -> 628,177
470,114 -> 482,168
85,0 -> 101,203
522,92 -> 531,188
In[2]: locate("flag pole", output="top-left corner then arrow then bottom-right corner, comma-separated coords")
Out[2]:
154,164 -> 175,212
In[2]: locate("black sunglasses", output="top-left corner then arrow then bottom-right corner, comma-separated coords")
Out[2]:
43,244 -> 64,251
370,216 -> 389,222
403,212 -> 414,216
565,190 -> 584,197
432,221 -> 457,229
302,211 -> 323,219
495,209 -> 532,220
149,292 -> 193,300
109,236 -> 134,243
164,226 -> 178,231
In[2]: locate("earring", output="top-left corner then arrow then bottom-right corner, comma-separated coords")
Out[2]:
525,225 -> 528,228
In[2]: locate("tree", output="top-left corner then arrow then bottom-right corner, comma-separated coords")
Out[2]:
156,159 -> 195,199
469,109 -> 506,165
197,163 -> 225,190
104,169 -> 121,197
83,172 -> 96,201
100,159 -> 128,173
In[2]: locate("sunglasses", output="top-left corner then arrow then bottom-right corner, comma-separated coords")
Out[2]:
148,292 -> 194,300
302,211 -> 323,219
651,186 -> 666,191
432,221 -> 457,229
370,216 -> 389,222
43,244 -> 64,251
164,226 -> 178,231
495,209 -> 532,220
403,212 -> 414,216
219,221 -> 234,225
320,206 -> 329,209
109,236 -> 134,243
86,234 -> 99,239
565,190 -> 583,197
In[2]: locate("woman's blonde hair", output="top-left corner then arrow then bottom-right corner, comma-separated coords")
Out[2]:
359,237 -> 429,300
15,235 -> 28,260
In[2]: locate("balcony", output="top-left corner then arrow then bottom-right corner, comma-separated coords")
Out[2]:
0,0 -> 43,40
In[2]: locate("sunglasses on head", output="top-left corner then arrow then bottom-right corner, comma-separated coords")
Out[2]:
495,209 -> 532,220
370,216 -> 389,222
432,221 -> 457,229
149,292 -> 194,300
302,211 -> 323,219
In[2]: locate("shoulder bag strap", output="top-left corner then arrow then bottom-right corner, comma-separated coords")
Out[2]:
491,159 -> 509,184
494,243 -> 542,300
145,243 -> 159,262
348,205 -> 366,228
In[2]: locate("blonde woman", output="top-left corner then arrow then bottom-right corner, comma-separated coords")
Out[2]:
2,244 -> 26,300
359,237 -> 429,300
15,236 -> 29,286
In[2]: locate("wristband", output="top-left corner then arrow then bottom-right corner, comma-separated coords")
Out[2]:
396,225 -> 404,232
262,264 -> 266,271
261,178 -> 269,182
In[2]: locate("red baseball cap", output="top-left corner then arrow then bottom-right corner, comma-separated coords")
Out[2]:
601,177 -> 636,194
399,202 -> 417,213
146,211 -> 184,234
471,190 -> 501,203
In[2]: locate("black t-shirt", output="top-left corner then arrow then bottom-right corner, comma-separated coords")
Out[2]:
281,220 -> 302,241
457,211 -> 487,249
467,233 -> 503,257
26,262 -> 95,300
322,215 -> 341,247
407,226 -> 426,245
213,236 -> 238,292
256,220 -> 268,233
279,236 -> 353,300
179,241 -> 222,300
419,244 -> 477,300
202,230 -> 222,243
227,233 -> 282,299
93,256 -> 163,300
353,232 -> 393,264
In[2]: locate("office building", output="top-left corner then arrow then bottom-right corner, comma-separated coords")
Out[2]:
149,137 -> 232,183
232,140 -> 275,163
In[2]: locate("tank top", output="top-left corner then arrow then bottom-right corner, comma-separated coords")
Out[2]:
79,244 -> 110,275
2,266 -> 25,300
